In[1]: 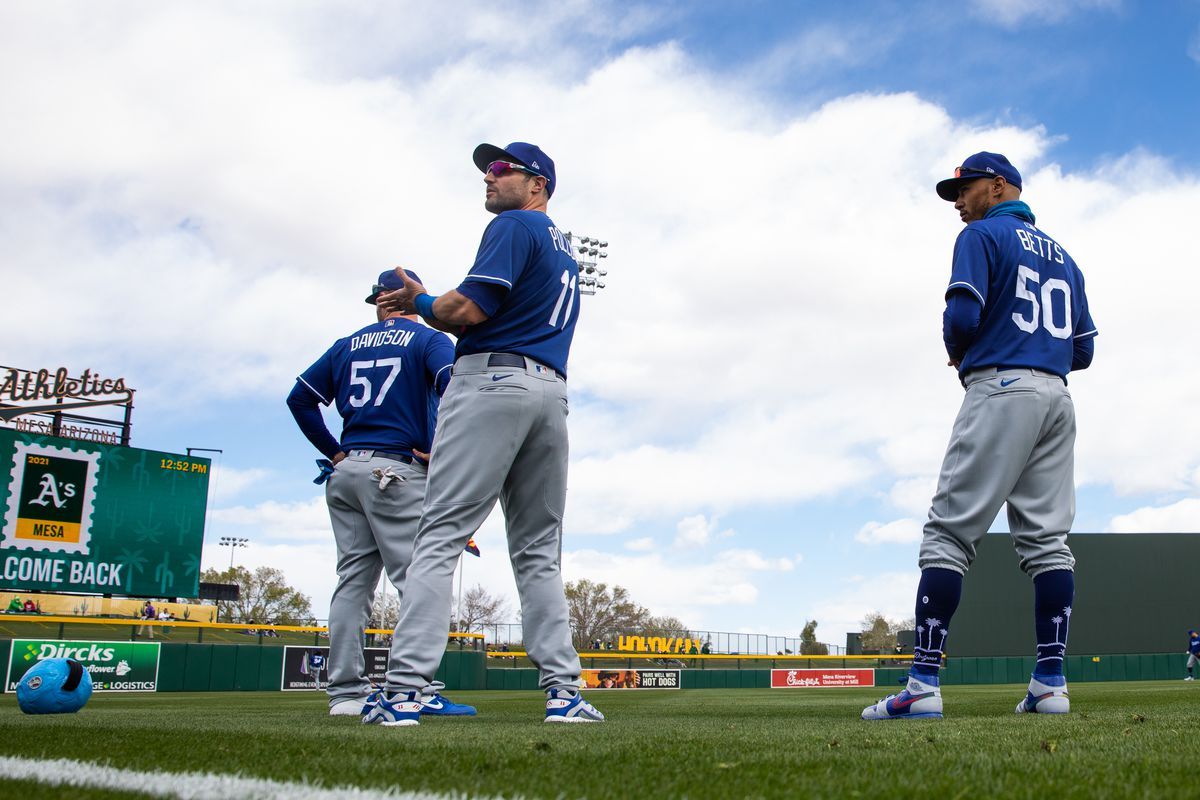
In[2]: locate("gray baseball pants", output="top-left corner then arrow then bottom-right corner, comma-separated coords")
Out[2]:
385,353 -> 580,694
325,450 -> 436,706
919,368 -> 1077,577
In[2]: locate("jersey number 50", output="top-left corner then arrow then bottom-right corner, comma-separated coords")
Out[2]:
1012,265 -> 1071,339
348,358 -> 402,407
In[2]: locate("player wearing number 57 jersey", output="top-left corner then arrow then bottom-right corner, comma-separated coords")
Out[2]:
370,141 -> 603,726
863,152 -> 1097,722
286,269 -> 467,718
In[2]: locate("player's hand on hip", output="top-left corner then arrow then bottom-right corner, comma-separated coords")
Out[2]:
376,266 -> 427,314
332,451 -> 347,465
947,359 -> 961,369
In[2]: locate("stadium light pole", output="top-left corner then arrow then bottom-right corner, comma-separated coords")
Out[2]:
218,536 -> 249,569
564,232 -> 609,296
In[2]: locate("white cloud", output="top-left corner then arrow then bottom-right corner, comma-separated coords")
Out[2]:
888,478 -> 937,517
207,465 -> 271,503
624,537 -> 655,552
1107,498 -> 1200,533
856,518 -> 924,545
562,547 -> 795,627
210,497 -> 331,542
1189,25 -> 1200,64
672,514 -> 733,548
810,571 -> 920,646
969,0 -> 1120,28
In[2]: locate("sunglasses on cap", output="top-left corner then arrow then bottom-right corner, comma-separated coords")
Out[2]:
486,160 -> 542,178
954,166 -> 997,179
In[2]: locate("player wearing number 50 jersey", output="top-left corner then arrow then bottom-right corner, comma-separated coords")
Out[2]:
369,141 -> 603,726
863,152 -> 1097,722
286,269 -> 468,718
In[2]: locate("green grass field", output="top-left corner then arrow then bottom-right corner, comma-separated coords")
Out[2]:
0,681 -> 1194,799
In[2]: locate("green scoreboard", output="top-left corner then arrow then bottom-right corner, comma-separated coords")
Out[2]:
952,533 -> 1200,656
0,428 -> 209,598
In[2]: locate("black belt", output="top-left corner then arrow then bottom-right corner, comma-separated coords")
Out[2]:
354,449 -> 414,464
487,353 -> 565,382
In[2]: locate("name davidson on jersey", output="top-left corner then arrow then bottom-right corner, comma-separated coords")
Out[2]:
350,328 -> 415,351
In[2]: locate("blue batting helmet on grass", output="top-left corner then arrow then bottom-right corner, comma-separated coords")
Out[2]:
16,658 -> 93,714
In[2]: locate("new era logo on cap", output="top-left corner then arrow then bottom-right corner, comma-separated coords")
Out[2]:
472,141 -> 557,197
935,151 -> 1022,201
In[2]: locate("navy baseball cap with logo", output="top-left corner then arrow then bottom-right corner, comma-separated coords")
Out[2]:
936,152 -> 1023,201
472,141 -> 556,197
366,268 -> 423,304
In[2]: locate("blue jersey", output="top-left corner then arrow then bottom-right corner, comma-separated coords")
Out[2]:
455,210 -> 581,377
947,214 -> 1097,377
297,317 -> 454,454
1189,635 -> 1200,655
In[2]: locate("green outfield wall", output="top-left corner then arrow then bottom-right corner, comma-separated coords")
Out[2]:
951,533 -> 1200,657
0,641 -> 1190,694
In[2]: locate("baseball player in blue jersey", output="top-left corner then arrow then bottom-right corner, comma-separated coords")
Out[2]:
1185,630 -> 1200,680
364,140 -> 604,726
863,152 -> 1098,721
287,269 -> 474,718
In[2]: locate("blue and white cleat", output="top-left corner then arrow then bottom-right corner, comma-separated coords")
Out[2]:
421,692 -> 477,716
545,688 -> 605,723
362,690 -> 422,727
1016,674 -> 1069,714
861,674 -> 943,720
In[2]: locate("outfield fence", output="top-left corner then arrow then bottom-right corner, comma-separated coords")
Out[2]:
478,623 -> 844,656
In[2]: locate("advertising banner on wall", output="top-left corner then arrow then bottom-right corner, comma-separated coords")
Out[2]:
0,429 -> 209,598
281,646 -> 389,691
770,668 -> 875,688
5,639 -> 161,692
580,669 -> 680,689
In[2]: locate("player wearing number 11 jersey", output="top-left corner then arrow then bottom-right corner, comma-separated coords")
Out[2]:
370,141 -> 603,725
863,152 -> 1097,722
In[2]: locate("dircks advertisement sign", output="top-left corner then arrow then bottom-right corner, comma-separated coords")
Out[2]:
6,639 -> 161,692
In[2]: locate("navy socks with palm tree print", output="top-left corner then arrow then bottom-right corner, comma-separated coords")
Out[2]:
911,568 -> 963,679
1032,569 -> 1074,678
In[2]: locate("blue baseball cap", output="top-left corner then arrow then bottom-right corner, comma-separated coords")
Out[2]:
366,268 -> 422,304
472,141 -> 556,198
936,152 -> 1022,201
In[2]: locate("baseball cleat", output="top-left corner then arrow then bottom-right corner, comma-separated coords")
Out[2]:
420,692 -> 477,716
362,690 -> 422,726
1185,676 -> 1195,681
545,688 -> 605,723
329,697 -> 370,716
1016,674 -> 1069,714
861,674 -> 943,720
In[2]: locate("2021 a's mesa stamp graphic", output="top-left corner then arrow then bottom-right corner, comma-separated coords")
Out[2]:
2,441 -> 101,556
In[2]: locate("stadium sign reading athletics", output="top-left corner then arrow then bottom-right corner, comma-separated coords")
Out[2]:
0,367 -> 132,422
0,429 -> 210,597
770,669 -> 875,688
5,639 -> 161,692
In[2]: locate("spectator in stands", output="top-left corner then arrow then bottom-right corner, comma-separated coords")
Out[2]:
22,598 -> 36,613
139,600 -> 156,639
7,596 -> 23,612
701,641 -> 712,655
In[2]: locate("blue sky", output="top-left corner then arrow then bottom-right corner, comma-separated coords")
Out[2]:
2,1 -> 1198,648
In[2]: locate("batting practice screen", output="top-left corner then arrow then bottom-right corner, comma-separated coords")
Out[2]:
951,533 -> 1200,656
0,428 -> 209,598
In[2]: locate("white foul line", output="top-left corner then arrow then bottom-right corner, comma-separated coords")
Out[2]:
0,755 -> 504,800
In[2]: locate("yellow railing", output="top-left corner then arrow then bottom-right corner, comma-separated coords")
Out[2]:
488,650 -> 911,662
0,613 -> 483,640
